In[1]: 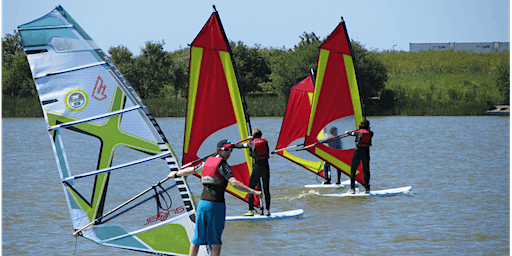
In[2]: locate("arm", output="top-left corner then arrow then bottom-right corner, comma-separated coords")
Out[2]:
232,139 -> 252,149
167,165 -> 200,178
228,177 -> 263,198
345,130 -> 356,136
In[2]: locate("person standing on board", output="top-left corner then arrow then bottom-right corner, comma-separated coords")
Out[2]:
321,127 -> 343,185
233,128 -> 272,216
167,139 -> 262,256
345,119 -> 373,194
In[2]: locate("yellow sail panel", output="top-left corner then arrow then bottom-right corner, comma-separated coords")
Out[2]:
184,46 -> 203,154
344,54 -> 363,126
307,49 -> 329,137
282,150 -> 324,174
275,76 -> 328,178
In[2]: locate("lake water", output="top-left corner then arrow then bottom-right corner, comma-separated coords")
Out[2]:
2,116 -> 509,255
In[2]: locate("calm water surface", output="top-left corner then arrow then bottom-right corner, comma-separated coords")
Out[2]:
2,116 -> 509,255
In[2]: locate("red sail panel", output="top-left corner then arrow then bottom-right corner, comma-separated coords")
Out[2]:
183,12 -> 259,208
305,21 -> 365,186
275,76 -> 326,177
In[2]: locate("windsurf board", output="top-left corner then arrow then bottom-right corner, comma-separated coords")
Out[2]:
226,209 -> 304,222
323,186 -> 412,197
304,180 -> 357,188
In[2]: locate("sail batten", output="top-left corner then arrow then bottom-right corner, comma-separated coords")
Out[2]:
18,24 -> 73,30
49,105 -> 142,131
33,61 -> 106,79
19,5 -> 204,255
63,151 -> 173,182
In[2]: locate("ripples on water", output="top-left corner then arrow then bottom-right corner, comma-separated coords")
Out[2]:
2,116 -> 509,255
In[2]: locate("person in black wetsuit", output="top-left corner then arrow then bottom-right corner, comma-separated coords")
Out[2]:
345,119 -> 373,194
322,127 -> 343,185
234,128 -> 272,216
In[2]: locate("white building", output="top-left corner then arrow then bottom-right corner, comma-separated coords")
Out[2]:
409,42 -> 509,53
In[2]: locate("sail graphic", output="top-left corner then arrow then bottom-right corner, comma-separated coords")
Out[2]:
274,76 -> 326,177
183,8 -> 260,208
18,6 -> 204,255
304,18 -> 366,186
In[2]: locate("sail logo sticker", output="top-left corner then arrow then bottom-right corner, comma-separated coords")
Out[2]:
144,206 -> 185,225
92,76 -> 107,101
65,89 -> 88,112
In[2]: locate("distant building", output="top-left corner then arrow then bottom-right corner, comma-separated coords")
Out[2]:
409,42 -> 509,53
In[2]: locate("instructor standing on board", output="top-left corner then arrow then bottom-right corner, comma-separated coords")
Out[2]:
345,119 -> 373,194
234,129 -> 272,216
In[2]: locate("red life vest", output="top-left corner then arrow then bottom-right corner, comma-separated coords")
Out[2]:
201,156 -> 226,185
357,129 -> 372,147
253,138 -> 268,159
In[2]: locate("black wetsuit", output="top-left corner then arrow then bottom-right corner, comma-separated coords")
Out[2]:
348,129 -> 373,191
236,139 -> 271,211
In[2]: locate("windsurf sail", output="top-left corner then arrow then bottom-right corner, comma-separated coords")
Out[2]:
18,6 -> 204,255
304,18 -> 367,186
274,76 -> 327,177
183,7 -> 261,208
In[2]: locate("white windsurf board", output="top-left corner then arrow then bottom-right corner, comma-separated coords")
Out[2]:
323,186 -> 412,197
304,179 -> 356,188
226,209 -> 304,222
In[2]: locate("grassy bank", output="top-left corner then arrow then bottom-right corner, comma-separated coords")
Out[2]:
3,50 -> 508,117
377,50 -> 509,115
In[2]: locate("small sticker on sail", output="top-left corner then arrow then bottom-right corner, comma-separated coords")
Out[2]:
65,89 -> 88,111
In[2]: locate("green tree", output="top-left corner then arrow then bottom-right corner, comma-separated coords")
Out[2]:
109,45 -> 133,64
2,31 -> 36,98
108,45 -> 139,93
270,32 -> 321,98
167,47 -> 190,98
493,62 -> 510,104
230,41 -> 271,94
131,41 -> 172,99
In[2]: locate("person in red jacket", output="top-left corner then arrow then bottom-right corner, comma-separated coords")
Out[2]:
322,127 -> 343,185
345,119 -> 374,194
234,129 -> 272,216
168,139 -> 262,256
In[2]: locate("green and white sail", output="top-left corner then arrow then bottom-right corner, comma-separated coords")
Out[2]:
18,6 -> 204,255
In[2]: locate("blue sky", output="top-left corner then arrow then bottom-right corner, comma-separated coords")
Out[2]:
2,0 -> 510,55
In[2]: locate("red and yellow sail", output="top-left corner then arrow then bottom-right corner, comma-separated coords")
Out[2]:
275,76 -> 326,177
305,19 -> 366,186
183,10 -> 260,207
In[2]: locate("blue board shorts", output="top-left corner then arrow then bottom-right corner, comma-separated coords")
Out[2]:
191,200 -> 226,245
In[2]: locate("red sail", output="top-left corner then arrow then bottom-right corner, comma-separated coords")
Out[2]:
275,76 -> 326,177
304,20 -> 366,185
183,11 -> 259,208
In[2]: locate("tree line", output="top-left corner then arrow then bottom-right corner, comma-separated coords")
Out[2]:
2,30 -> 387,105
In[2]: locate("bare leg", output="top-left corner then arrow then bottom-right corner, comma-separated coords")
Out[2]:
212,244 -> 222,256
189,243 -> 199,256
